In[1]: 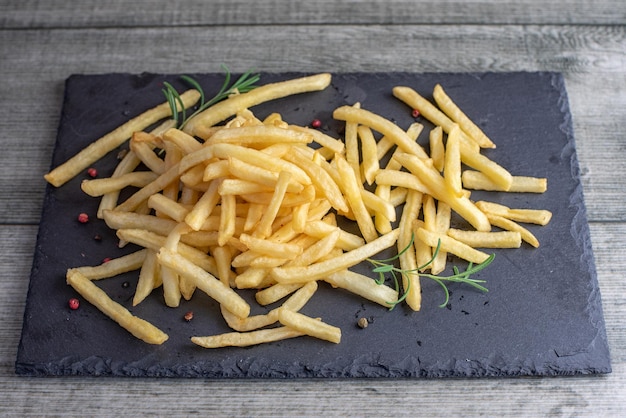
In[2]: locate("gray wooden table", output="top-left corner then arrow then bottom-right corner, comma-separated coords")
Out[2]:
1,1 -> 625,416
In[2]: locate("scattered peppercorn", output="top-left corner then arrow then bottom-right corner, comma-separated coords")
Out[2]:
68,298 -> 80,310
357,317 -> 368,329
412,109 -> 420,118
102,257 -> 112,263
77,213 -> 89,223
93,234 -> 102,241
122,281 -> 130,288
87,167 -> 98,178
311,118 -> 322,129
184,311 -> 194,322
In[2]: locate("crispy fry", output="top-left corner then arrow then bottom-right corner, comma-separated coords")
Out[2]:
271,229 -> 399,283
475,201 -> 552,225
66,269 -> 168,344
333,105 -> 429,159
336,155 -> 378,242
447,229 -> 522,248
462,171 -> 547,193
157,248 -> 250,318
433,84 -> 496,148
73,250 -> 148,280
325,269 -> 399,308
191,327 -> 304,348
416,227 -> 490,264
277,307 -> 341,344
185,73 -> 332,135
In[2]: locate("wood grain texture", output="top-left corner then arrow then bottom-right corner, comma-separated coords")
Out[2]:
1,0 -> 625,415
2,0 -> 625,27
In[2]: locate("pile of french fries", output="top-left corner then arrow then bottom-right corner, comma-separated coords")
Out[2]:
45,73 -> 551,347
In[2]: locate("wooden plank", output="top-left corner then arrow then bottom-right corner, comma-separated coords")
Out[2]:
1,221 -> 624,416
0,25 -> 624,224
1,0 -> 625,28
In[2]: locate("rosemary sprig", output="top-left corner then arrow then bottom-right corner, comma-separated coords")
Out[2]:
162,65 -> 260,129
367,235 -> 494,309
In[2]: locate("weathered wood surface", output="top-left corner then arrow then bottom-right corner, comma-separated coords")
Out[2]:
1,1 -> 625,416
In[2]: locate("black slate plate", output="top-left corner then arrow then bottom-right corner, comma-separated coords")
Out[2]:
16,72 -> 611,377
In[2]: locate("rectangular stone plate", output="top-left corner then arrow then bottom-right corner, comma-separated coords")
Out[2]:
16,72 -> 611,377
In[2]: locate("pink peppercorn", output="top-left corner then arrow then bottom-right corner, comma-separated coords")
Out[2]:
311,119 -> 322,129
68,298 -> 80,310
87,167 -> 98,178
412,109 -> 420,118
77,213 -> 89,223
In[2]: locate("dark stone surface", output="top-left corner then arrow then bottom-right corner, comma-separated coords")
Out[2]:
16,72 -> 611,378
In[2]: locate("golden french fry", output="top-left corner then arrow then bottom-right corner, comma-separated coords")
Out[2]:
103,210 -> 177,237
343,102 -> 362,181
66,269 -> 168,344
429,125 -> 444,172
133,249 -> 159,306
333,105 -> 429,159
73,249 -> 147,280
218,193 -> 237,246
255,283 -> 302,306
303,221 -> 365,251
116,228 -> 221,277
325,269 -> 399,308
191,326 -> 304,348
114,164 -> 181,213
157,247 -> 250,318
276,307 -> 341,344
459,140 -> 513,191
433,84 -> 495,149
283,148 -> 349,213
447,229 -> 522,248
392,86 -> 480,152
285,228 -> 340,268
375,169 -> 430,195
475,201 -> 552,225
271,229 -> 399,284
431,201 -> 451,275
252,170 -> 292,238
485,213 -> 541,248
360,189 -> 396,223
163,128 -> 203,154
288,125 -> 345,155
444,124 -> 463,196
462,170 -> 547,193
184,178 -> 221,231
45,89 -> 200,187
228,157 -> 304,194
96,149 -> 143,218
205,125 -> 313,147
130,140 -> 166,174
147,193 -> 190,223
81,171 -> 159,197
415,227 -> 490,264
184,73 -> 332,135
220,304 -> 279,332
336,155 -> 378,242
398,189 -> 422,311
358,125 -> 380,185
239,233 -> 303,259
413,220 -> 433,271
234,267 -> 270,289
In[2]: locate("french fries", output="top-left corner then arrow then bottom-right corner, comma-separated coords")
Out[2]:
47,72 -> 552,349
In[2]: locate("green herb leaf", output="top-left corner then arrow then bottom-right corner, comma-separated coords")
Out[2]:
367,234 -> 493,309
162,65 -> 260,129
